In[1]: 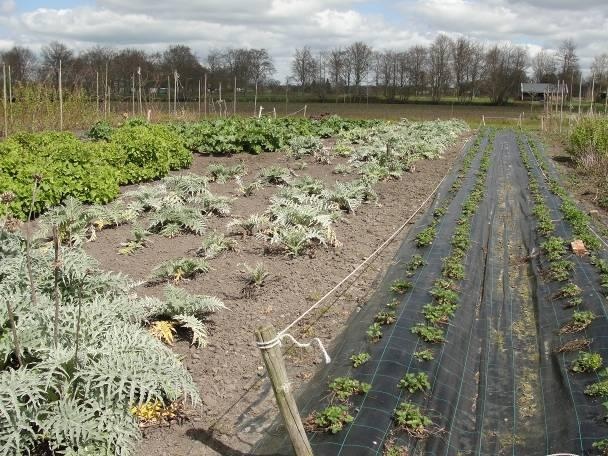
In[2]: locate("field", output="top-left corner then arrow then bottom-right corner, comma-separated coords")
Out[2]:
3,110 -> 608,455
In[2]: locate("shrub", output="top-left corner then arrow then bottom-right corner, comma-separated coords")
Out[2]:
87,119 -> 113,141
569,117 -> 608,158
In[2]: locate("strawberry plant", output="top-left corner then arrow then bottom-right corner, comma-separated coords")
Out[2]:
375,311 -> 397,326
571,351 -> 603,373
414,349 -> 434,362
329,377 -> 371,402
391,279 -> 413,294
398,372 -> 431,393
411,323 -> 445,343
367,323 -> 383,342
309,405 -> 353,434
393,402 -> 432,438
350,352 -> 371,368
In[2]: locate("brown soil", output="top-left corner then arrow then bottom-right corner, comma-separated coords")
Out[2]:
83,139 -> 467,455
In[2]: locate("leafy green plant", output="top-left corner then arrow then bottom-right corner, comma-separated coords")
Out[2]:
414,349 -> 434,362
442,255 -> 465,280
329,377 -> 371,402
429,284 -> 459,306
405,254 -> 425,276
350,352 -> 371,368
207,163 -> 246,183
287,135 -> 323,159
398,372 -> 431,393
87,119 -> 113,141
148,205 -> 207,238
227,214 -> 269,236
393,402 -> 432,438
561,310 -> 596,334
258,166 -> 292,185
415,225 -> 436,247
236,177 -> 262,197
555,283 -> 581,299
386,298 -> 400,310
309,405 -> 353,434
243,263 -> 270,288
367,323 -> 383,342
391,279 -> 413,294
548,259 -> 575,282
423,302 -> 457,325
541,236 -> 566,261
333,164 -> 351,175
571,351 -> 603,373
593,438 -> 608,455
375,311 -> 397,326
585,368 -> 608,397
150,258 -> 210,283
411,324 -> 445,343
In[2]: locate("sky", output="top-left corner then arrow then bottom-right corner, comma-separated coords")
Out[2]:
0,0 -> 606,78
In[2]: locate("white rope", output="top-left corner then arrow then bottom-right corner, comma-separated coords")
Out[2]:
282,106 -> 307,118
256,333 -> 332,364
255,145 -> 461,363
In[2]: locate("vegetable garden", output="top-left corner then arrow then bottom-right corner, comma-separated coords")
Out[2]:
0,116 -> 468,454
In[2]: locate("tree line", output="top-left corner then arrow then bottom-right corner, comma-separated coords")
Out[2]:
0,36 -> 605,105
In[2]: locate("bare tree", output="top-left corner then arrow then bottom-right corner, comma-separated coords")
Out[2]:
469,42 -> 485,100
484,44 -> 528,104
591,53 -> 608,87
291,46 -> 317,89
406,45 -> 427,96
557,39 -> 579,91
40,41 -> 74,83
347,42 -> 373,96
428,34 -> 453,102
327,48 -> 346,89
451,37 -> 472,100
0,46 -> 37,82
532,49 -> 557,83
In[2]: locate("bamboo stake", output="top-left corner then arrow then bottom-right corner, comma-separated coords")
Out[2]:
8,65 -> 12,122
138,67 -> 142,115
591,75 -> 596,115
2,64 -> 7,137
174,70 -> 178,114
233,76 -> 237,115
96,71 -> 100,113
198,78 -> 201,114
104,62 -> 108,118
204,73 -> 207,118
167,75 -> 171,114
254,80 -> 258,117
255,325 -> 313,456
578,74 -> 582,116
59,59 -> 63,131
52,226 -> 61,348
131,73 -> 135,116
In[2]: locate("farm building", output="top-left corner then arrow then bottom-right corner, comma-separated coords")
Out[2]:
521,82 -> 568,100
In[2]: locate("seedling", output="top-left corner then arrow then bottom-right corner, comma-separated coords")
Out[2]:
367,323 -> 383,342
309,405 -> 353,434
433,205 -> 447,218
383,444 -> 407,456
386,299 -> 400,310
593,439 -> 608,455
405,254 -> 425,276
415,225 -> 436,247
414,349 -> 434,362
236,177 -> 262,197
118,226 -> 152,255
585,369 -> 608,397
393,401 -> 432,438
197,231 -> 238,259
350,352 -> 371,368
398,372 -> 431,393
411,324 -> 445,343
565,297 -> 583,308
391,279 -> 413,294
150,258 -> 210,283
329,377 -> 371,402
571,352 -> 603,373
375,311 -> 397,326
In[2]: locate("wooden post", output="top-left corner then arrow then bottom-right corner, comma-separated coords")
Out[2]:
174,70 -> 178,114
255,325 -> 313,456
104,62 -> 108,118
303,105 -> 307,118
59,59 -> 63,131
167,75 -> 171,114
131,73 -> 135,116
198,78 -> 201,114
591,75 -> 595,115
2,64 -> 7,137
7,65 -> 12,122
482,114 -> 485,126
138,67 -> 142,115
204,73 -> 207,118
96,71 -> 100,113
233,76 -> 237,115
254,80 -> 258,117
578,74 -> 582,116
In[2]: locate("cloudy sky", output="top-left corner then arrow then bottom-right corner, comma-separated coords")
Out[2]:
0,0 -> 606,78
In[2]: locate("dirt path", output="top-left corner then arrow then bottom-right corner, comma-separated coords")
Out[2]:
81,141 -> 466,456
255,130 -> 608,455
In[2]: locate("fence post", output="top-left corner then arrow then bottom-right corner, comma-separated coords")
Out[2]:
255,325 -> 313,456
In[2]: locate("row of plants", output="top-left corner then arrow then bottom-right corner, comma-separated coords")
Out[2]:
518,133 -> 608,453
303,129 -> 486,451
0,214 -> 226,453
1,119 -> 192,220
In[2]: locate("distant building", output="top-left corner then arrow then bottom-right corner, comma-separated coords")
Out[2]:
521,83 -> 568,100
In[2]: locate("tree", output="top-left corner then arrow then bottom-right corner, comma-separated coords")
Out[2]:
0,46 -> 36,82
291,46 -> 317,89
451,37 -> 473,100
484,44 -> 528,104
591,54 -> 608,87
428,34 -> 452,101
248,48 -> 275,84
347,42 -> 373,95
406,45 -> 427,96
532,49 -> 557,83
327,48 -> 346,89
40,41 -> 74,83
557,39 -> 579,92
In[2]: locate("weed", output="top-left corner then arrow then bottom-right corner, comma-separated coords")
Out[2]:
350,352 -> 371,368
118,226 -> 152,255
243,263 -> 269,288
411,324 -> 445,343
367,323 -> 383,342
391,279 -> 413,294
207,163 -> 246,183
329,377 -> 371,402
398,372 -> 431,393
393,402 -> 432,438
235,177 -> 262,197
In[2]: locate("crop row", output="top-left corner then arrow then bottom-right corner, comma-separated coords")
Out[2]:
518,133 -> 608,453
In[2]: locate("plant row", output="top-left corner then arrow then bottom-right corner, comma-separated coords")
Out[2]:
518,133 -> 608,453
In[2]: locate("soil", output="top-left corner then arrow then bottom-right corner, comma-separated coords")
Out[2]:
83,138 -> 468,456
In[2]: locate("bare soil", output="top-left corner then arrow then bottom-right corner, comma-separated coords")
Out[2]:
83,139 -> 467,456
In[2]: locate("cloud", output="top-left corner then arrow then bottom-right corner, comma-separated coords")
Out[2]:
0,0 -> 605,77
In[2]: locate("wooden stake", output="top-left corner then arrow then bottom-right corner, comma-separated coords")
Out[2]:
104,62 -> 108,118
96,71 -> 99,113
174,70 -> 178,114
8,65 -> 12,122
52,226 -> 61,348
591,75 -> 595,115
204,73 -> 207,118
59,59 -> 63,131
198,78 -> 201,114
254,80 -> 258,117
255,325 -> 313,456
131,73 -> 135,116
578,74 -> 582,116
2,64 -> 7,137
233,76 -> 237,115
167,75 -> 171,114
138,67 -> 142,115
